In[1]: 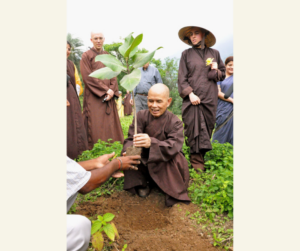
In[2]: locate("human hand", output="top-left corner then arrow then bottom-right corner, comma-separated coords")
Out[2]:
117,155 -> 141,171
189,92 -> 201,105
106,89 -> 114,97
211,62 -> 218,70
133,133 -> 151,148
112,171 -> 124,178
67,99 -> 70,106
95,152 -> 116,168
129,99 -> 133,105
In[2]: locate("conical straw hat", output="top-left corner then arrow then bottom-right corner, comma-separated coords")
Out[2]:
178,26 -> 216,47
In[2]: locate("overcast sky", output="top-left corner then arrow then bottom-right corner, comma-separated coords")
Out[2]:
67,0 -> 233,60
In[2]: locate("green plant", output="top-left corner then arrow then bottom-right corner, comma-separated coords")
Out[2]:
89,32 -> 162,136
188,142 -> 233,219
122,244 -> 128,251
91,213 -> 119,251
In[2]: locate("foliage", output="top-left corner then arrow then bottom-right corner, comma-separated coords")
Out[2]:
159,58 -> 181,115
67,33 -> 84,75
91,213 -> 119,251
188,142 -> 233,219
120,115 -> 133,139
76,139 -> 123,162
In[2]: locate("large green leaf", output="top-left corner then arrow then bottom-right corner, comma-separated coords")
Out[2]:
95,54 -> 126,72
119,33 -> 134,57
91,220 -> 102,235
103,213 -> 115,222
103,223 -> 115,241
124,34 -> 143,58
132,47 -> 163,68
120,68 -> 141,91
91,231 -> 104,251
89,67 -> 120,80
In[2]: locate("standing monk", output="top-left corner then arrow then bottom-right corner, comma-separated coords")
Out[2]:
67,41 -> 88,159
178,26 -> 226,171
123,84 -> 190,207
80,32 -> 124,149
123,90 -> 132,116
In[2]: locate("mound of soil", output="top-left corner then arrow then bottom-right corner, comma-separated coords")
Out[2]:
75,190 -> 221,251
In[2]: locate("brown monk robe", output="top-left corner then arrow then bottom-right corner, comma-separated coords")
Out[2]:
67,59 -> 88,159
122,84 -> 190,207
123,90 -> 132,116
178,26 -> 226,171
80,45 -> 124,149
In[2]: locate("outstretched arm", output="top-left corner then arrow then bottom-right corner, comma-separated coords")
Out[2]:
78,155 -> 141,194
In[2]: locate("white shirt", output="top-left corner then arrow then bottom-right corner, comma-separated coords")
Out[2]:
66,156 -> 91,201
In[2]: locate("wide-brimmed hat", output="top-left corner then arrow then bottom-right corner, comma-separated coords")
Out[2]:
178,26 -> 216,47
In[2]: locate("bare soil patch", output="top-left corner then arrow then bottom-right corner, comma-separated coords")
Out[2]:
75,189 -> 223,251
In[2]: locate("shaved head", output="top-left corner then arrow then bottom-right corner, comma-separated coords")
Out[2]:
147,84 -> 172,118
90,32 -> 105,52
91,31 -> 104,39
148,83 -> 170,99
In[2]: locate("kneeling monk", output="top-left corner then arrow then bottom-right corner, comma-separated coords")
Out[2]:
122,84 -> 190,207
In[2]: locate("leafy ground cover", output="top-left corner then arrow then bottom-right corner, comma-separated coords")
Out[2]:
69,115 -> 233,250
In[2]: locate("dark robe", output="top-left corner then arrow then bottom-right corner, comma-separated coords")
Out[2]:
178,47 -> 226,154
80,48 -> 124,149
122,110 -> 190,206
67,59 -> 88,159
123,93 -> 132,116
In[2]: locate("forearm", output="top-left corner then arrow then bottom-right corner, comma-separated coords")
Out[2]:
79,159 -> 119,194
78,159 -> 99,171
218,91 -> 233,103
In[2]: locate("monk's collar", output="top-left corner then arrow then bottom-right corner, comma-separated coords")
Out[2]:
91,47 -> 103,54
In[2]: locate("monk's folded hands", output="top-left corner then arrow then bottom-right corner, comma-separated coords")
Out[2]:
133,133 -> 151,148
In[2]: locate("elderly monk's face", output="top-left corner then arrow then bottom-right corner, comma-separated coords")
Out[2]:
91,33 -> 105,50
147,89 -> 172,118
186,28 -> 204,45
66,43 -> 71,58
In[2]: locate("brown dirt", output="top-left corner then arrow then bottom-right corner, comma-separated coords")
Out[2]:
126,146 -> 142,157
75,190 -> 222,251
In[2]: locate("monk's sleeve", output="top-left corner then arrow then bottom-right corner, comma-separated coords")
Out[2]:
80,53 -> 109,98
207,50 -> 226,82
147,119 -> 184,164
178,51 -> 193,99
109,76 -> 120,97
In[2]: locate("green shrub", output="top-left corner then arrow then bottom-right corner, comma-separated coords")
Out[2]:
188,142 -> 233,219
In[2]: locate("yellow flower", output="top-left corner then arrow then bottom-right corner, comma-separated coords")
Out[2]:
206,58 -> 214,66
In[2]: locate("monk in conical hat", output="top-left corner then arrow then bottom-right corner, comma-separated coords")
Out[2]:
177,25 -> 226,171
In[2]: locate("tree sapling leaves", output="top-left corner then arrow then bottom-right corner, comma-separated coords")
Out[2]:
124,33 -> 143,58
95,54 -> 126,72
89,67 -> 121,80
132,47 -> 163,68
120,68 -> 141,91
119,33 -> 134,57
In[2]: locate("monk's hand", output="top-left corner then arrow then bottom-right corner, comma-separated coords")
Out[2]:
95,152 -> 115,168
67,99 -> 70,106
211,62 -> 218,70
133,134 -> 151,148
189,92 -> 201,105
129,99 -> 133,105
118,155 -> 141,171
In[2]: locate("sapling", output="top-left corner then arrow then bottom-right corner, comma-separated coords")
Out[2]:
89,32 -> 162,157
91,213 -> 119,251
